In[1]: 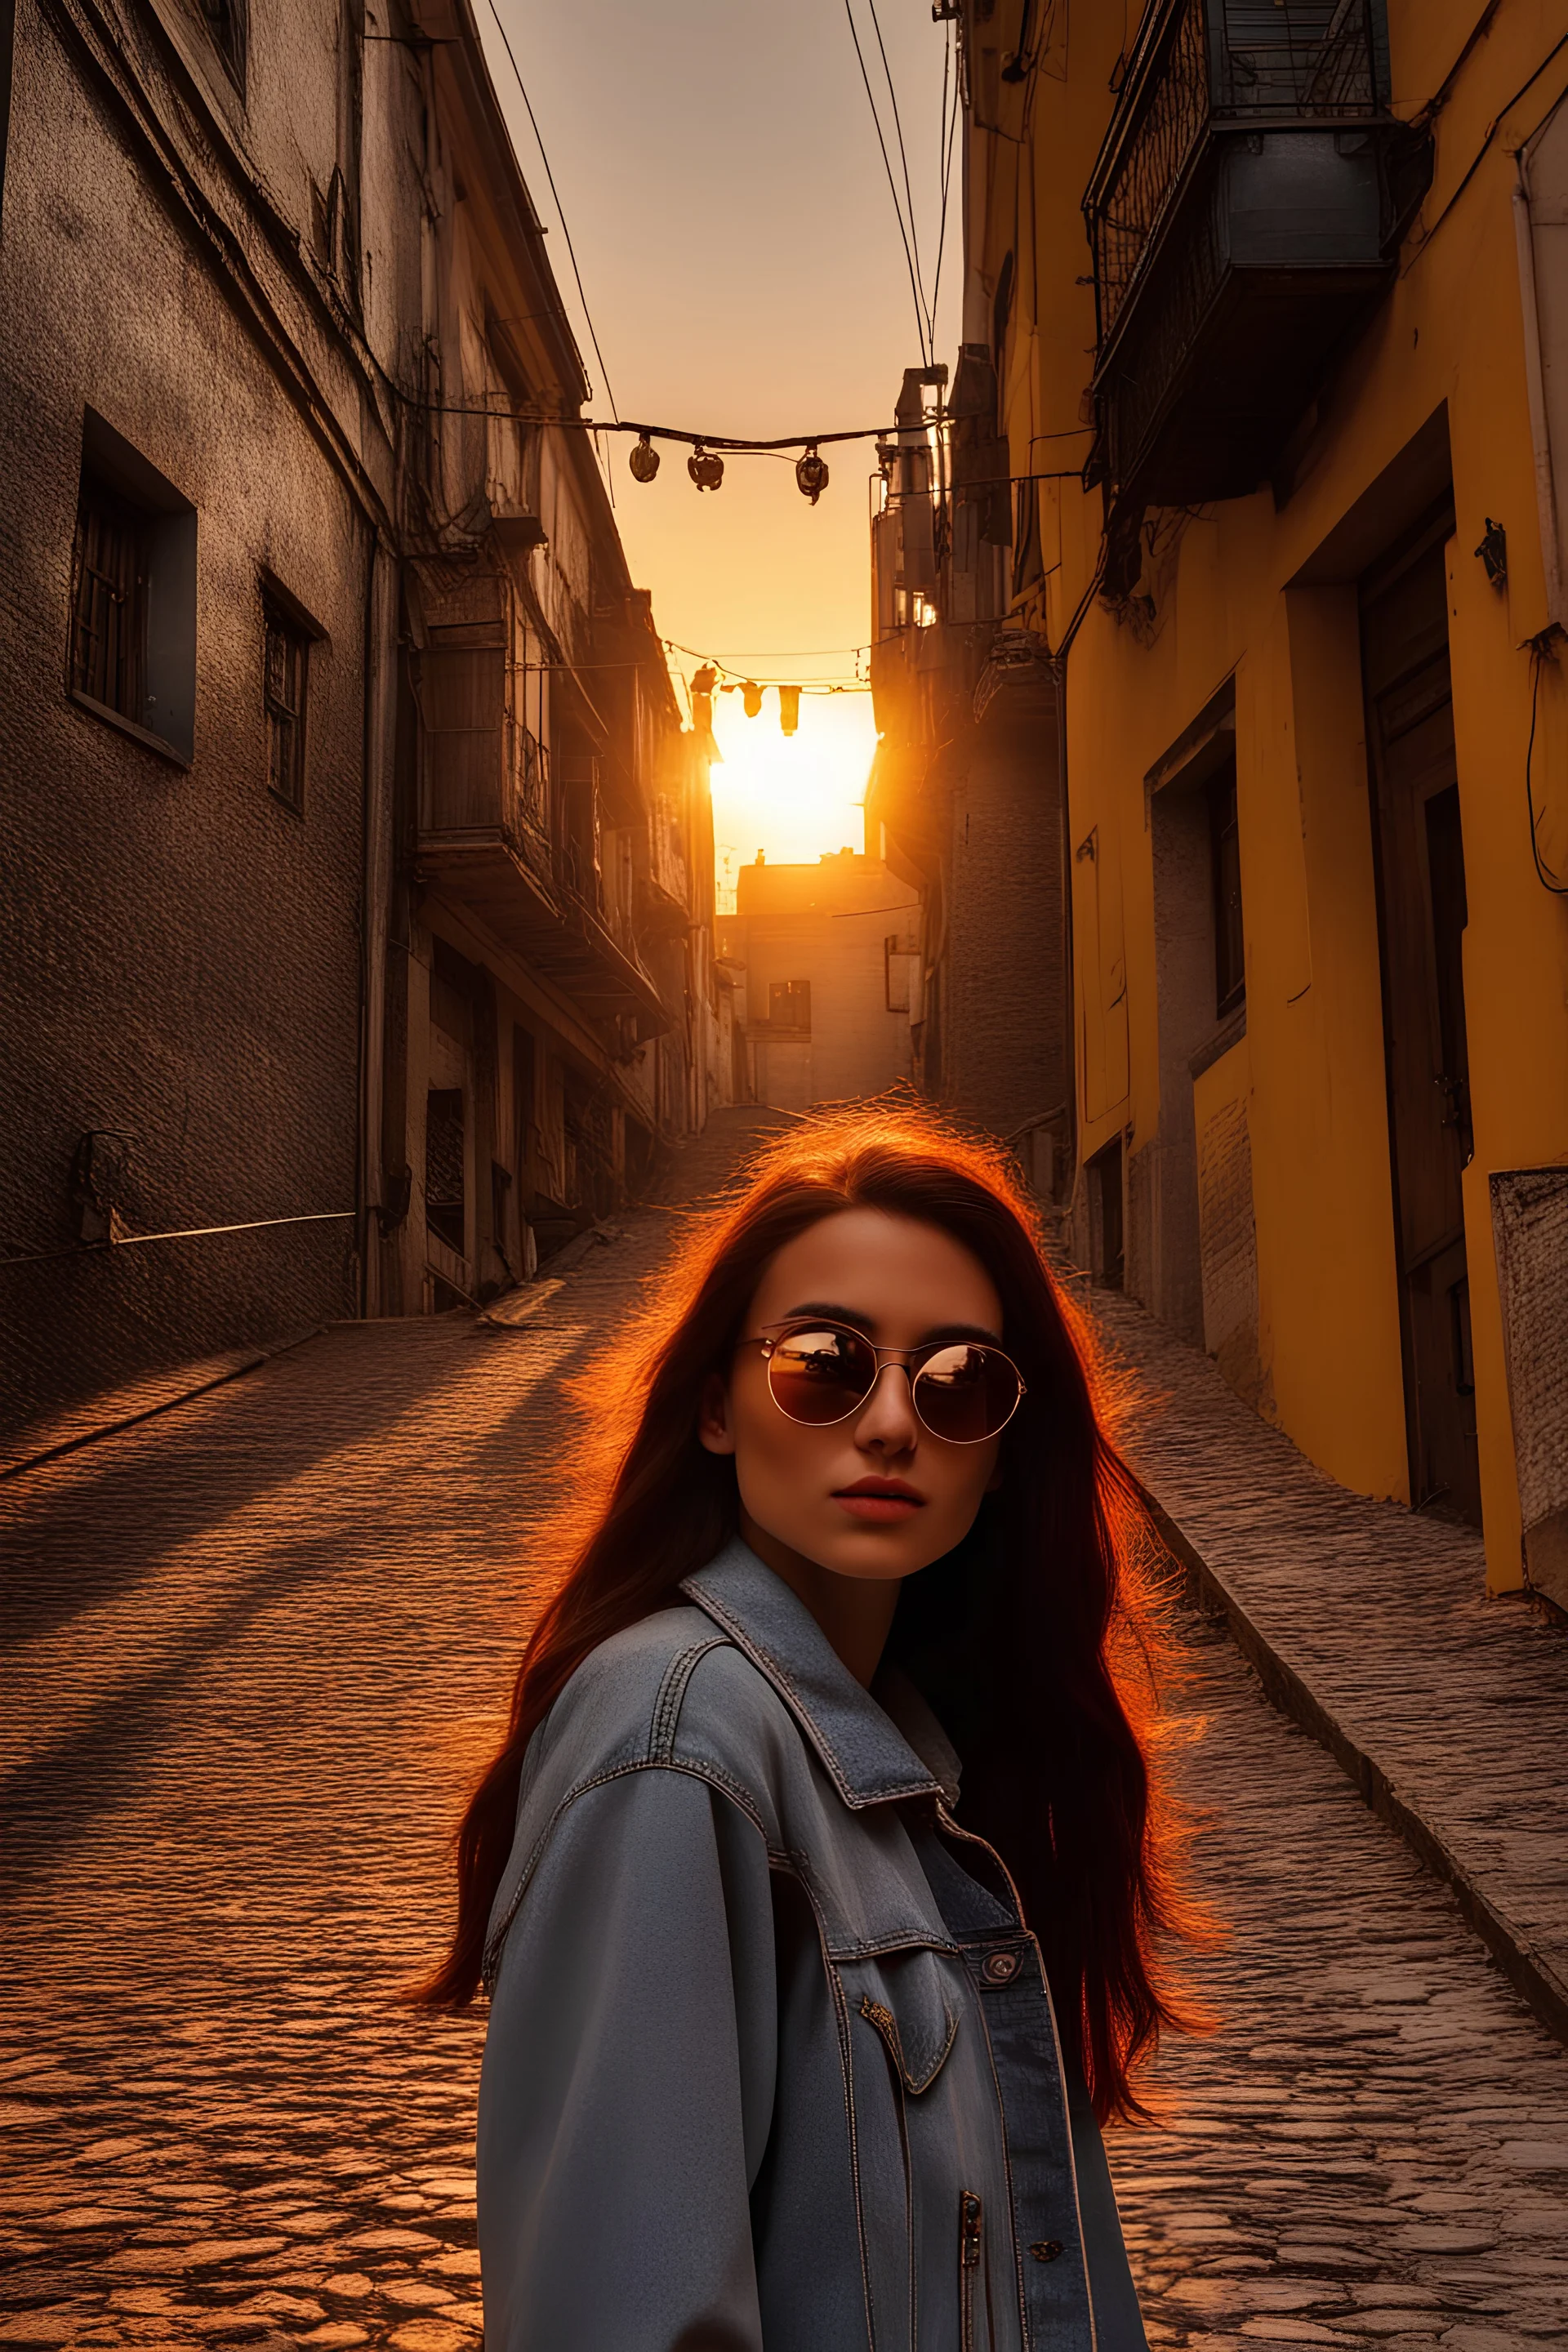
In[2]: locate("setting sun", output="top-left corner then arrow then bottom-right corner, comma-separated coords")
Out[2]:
703,676 -> 876,909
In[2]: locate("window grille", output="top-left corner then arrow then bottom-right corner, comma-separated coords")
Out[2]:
264,602 -> 310,812
70,481 -> 145,719
425,1087 -> 466,1253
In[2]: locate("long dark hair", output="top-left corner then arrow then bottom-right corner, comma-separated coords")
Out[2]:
420,1107 -> 1205,2122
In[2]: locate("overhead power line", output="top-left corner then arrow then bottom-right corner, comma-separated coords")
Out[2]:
844,0 -> 929,367
866,0 -> 926,343
483,0 -> 620,422
929,16 -> 962,348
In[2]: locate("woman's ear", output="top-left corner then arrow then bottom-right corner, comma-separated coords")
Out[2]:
697,1370 -> 737,1456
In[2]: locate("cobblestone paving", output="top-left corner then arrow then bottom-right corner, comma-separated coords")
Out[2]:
1087,1287 -> 1568,2030
1132,1612 -> 1568,2351
3,1110 -> 1566,2349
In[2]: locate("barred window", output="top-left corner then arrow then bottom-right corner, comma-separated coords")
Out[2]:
68,412 -> 196,761
264,601 -> 310,812
70,481 -> 145,720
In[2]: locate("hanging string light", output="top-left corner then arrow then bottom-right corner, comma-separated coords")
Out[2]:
628,433 -> 660,483
795,445 -> 830,505
688,445 -> 725,492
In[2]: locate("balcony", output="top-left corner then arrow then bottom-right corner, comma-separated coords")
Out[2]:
415,644 -> 667,1039
1084,0 -> 1426,523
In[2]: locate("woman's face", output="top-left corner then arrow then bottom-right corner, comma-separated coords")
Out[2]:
698,1207 -> 1005,1584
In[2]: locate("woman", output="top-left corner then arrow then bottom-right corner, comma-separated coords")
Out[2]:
423,1110 -> 1201,2351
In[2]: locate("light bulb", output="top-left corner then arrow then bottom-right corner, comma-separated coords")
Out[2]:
795,446 -> 830,505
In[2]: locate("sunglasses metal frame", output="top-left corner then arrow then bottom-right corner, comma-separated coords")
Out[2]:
743,1316 -> 1027,1445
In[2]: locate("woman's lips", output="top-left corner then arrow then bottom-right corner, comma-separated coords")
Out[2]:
831,1479 -> 925,1522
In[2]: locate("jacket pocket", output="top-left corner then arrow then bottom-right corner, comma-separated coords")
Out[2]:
853,1944 -> 960,2095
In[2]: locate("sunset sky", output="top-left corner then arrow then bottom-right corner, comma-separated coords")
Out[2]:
477,0 -> 962,889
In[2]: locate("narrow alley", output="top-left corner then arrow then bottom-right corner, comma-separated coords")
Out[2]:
3,1112 -> 1566,2352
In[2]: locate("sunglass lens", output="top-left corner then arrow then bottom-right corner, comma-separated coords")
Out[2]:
767,1326 -> 877,1425
913,1344 -> 1022,1443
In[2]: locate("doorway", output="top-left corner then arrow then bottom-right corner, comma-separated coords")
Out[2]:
1359,503 -> 1479,1523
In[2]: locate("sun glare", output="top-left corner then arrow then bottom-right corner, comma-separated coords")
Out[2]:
705,683 -> 877,911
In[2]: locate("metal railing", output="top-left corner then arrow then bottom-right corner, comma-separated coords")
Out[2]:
1087,0 -> 1386,344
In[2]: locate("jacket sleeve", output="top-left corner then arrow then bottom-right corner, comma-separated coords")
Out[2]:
477,1764 -> 779,2352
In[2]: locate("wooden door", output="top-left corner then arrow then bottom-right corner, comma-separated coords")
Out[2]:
1361,512 -> 1479,1522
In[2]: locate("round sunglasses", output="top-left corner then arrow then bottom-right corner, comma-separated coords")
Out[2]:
746,1317 -> 1026,1446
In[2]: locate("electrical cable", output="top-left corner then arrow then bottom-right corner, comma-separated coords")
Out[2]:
844,0 -> 929,366
400,396 -> 895,452
1526,639 -> 1568,894
865,0 -> 927,344
1405,30 -> 1568,267
665,637 -> 869,661
926,16 -> 962,356
483,0 -> 619,420
1412,0 -> 1503,129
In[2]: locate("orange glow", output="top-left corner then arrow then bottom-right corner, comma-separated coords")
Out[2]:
706,684 -> 875,907
473,0 -> 959,871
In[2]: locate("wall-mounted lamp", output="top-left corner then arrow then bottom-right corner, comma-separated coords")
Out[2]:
1476,517 -> 1508,589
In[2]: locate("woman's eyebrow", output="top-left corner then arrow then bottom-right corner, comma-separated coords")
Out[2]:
777,1300 -> 876,1333
776,1304 -> 1004,1347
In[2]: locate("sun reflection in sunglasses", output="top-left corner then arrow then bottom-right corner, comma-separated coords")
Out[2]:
758,1321 -> 1024,1444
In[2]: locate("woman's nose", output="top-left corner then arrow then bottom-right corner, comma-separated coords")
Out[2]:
854,1362 -> 919,1452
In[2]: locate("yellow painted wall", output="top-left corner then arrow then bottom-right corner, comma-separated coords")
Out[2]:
979,0 -> 1568,1588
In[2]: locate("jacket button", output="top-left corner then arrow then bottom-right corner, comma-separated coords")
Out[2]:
982,1950 -> 1020,1984
1031,2240 -> 1064,2263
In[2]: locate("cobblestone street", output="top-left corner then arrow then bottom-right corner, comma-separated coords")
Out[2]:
4,1111 -> 1568,2352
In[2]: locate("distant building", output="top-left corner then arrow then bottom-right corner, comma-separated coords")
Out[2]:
719,849 -> 920,1111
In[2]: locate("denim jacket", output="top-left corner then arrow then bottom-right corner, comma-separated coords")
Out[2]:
478,1537 -> 1148,2352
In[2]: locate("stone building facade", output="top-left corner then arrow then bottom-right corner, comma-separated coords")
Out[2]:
0,0 -> 715,1434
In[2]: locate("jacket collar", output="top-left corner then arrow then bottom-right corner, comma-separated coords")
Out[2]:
680,1536 -> 959,1811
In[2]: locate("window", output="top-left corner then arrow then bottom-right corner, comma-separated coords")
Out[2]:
768,979 -> 811,1031
425,1088 -> 466,1254
70,481 -> 144,721
1089,1137 -> 1125,1290
1208,762 -> 1245,1018
68,412 -> 197,762
884,937 -> 919,1013
264,599 -> 310,812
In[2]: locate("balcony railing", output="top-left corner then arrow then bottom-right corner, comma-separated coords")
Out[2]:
416,648 -> 667,1038
1083,0 -> 1414,526
1092,0 -> 1388,336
